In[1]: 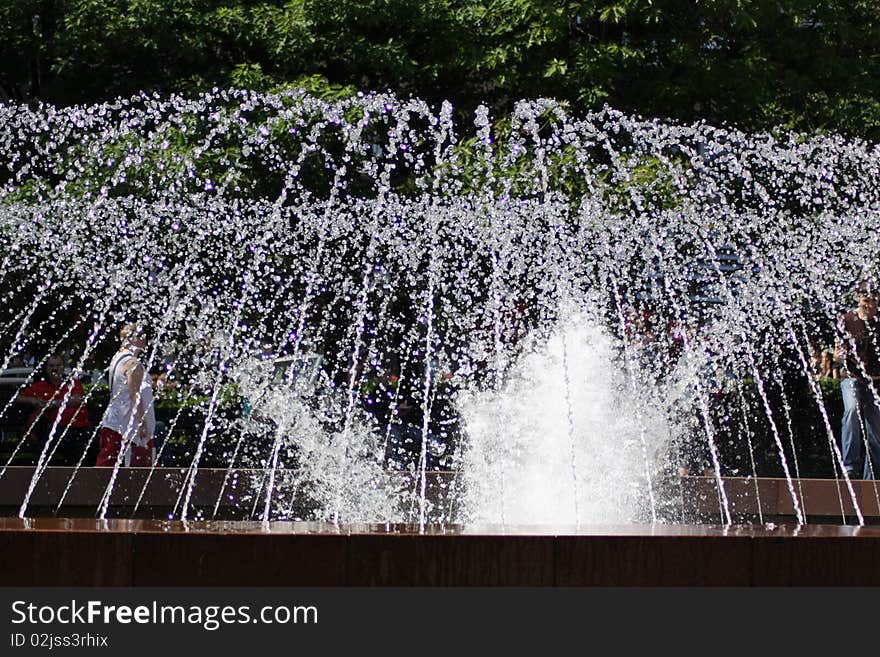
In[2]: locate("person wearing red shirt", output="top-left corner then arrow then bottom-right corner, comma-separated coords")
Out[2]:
18,354 -> 92,465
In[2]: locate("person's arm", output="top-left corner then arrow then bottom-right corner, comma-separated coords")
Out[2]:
835,316 -> 853,378
123,360 -> 148,438
18,393 -> 47,408
18,387 -> 56,409
66,380 -> 84,405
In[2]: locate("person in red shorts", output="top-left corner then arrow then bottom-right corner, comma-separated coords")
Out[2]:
18,354 -> 93,465
95,324 -> 156,467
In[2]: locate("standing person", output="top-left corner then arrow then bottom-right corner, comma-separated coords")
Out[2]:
95,324 -> 156,467
837,280 -> 880,479
821,348 -> 839,379
18,354 -> 92,465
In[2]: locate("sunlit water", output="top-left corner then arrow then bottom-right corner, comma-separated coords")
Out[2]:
460,316 -> 669,525
1,90 -> 879,525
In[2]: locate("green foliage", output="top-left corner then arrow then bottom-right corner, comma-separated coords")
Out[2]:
83,381 -> 239,415
3,2 -> 880,140
817,375 -> 842,402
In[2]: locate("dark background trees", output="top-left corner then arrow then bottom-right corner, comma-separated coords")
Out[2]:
2,1 -> 880,140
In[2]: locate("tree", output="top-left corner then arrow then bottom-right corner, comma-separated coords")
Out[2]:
1,1 -> 880,138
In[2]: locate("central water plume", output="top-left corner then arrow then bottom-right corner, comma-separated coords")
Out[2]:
1,89 -> 879,525
460,314 -> 670,526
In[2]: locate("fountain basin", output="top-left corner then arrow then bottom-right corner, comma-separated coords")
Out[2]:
678,475 -> 880,524
1,468 -> 880,586
1,517 -> 879,586
0,466 -> 459,520
2,467 -> 878,524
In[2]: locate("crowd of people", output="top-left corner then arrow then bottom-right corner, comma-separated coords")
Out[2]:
3,321 -> 453,471
637,279 -> 880,482
3,279 -> 880,480
809,342 -> 842,380
2,324 -> 157,468
797,279 -> 880,480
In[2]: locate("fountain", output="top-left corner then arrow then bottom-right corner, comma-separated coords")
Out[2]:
1,90 -> 880,585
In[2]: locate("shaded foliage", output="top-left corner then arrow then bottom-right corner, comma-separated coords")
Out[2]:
2,1 -> 880,139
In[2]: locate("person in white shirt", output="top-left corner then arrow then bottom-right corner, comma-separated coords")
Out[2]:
95,324 -> 156,467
